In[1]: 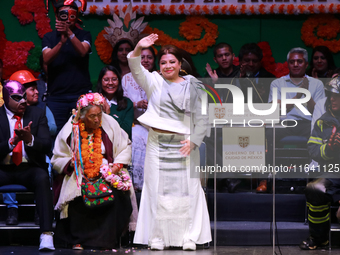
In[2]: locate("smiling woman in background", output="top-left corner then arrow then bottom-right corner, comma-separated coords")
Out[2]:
110,40 -> 134,77
307,46 -> 336,79
96,65 -> 134,139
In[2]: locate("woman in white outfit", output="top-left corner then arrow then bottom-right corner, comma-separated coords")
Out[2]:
128,34 -> 211,251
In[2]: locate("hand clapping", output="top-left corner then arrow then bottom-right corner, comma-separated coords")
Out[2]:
206,63 -> 218,83
14,121 -> 33,144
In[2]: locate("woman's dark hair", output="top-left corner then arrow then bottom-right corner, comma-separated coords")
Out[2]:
157,45 -> 183,66
179,49 -> 200,77
307,46 -> 336,76
96,65 -> 127,111
142,46 -> 157,72
110,39 -> 134,75
157,45 -> 200,77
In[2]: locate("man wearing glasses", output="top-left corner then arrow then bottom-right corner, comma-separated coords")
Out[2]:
0,80 -> 54,251
42,0 -> 92,134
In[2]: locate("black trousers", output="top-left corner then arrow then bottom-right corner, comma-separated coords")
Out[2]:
0,163 -> 54,233
305,178 -> 340,243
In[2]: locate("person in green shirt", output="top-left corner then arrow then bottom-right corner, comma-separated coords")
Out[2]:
97,65 -> 133,139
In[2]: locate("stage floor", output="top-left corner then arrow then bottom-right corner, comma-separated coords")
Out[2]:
0,245 -> 338,255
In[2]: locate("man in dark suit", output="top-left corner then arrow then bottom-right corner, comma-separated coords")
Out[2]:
237,43 -> 276,103
0,80 -> 54,251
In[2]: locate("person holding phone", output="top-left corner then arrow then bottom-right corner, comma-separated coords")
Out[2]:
42,0 -> 92,134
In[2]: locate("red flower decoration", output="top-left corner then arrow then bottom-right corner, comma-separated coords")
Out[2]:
233,57 -> 239,66
0,19 -> 39,79
301,14 -> 340,53
87,184 -> 96,193
11,0 -> 52,38
99,183 -> 108,192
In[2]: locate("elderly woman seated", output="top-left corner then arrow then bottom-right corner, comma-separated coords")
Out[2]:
52,93 -> 133,250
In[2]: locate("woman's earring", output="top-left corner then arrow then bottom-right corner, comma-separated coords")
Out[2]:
180,69 -> 188,75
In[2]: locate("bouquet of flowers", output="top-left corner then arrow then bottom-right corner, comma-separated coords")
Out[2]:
100,163 -> 132,191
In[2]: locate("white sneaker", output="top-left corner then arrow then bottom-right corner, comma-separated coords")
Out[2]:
183,240 -> 196,251
150,238 -> 164,250
39,232 -> 55,251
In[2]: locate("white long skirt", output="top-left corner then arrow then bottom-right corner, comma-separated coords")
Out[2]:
131,124 -> 148,191
133,128 -> 212,247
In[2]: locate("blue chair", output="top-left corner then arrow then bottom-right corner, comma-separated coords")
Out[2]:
0,185 -> 29,193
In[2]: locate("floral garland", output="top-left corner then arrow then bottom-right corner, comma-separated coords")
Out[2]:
257,41 -> 289,78
85,4 -> 340,16
11,0 -> 52,38
144,16 -> 218,54
301,14 -> 340,53
95,30 -> 113,64
95,16 -> 218,63
100,164 -> 132,191
79,121 -> 103,179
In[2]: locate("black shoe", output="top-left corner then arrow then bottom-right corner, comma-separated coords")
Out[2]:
227,179 -> 241,193
6,207 -> 18,225
34,210 -> 40,225
299,237 -> 329,250
120,232 -> 130,247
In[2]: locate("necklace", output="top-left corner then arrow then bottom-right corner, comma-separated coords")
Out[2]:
79,121 -> 103,179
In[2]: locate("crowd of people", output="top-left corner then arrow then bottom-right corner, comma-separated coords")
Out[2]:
203,38 -> 340,251
1,0 -> 340,252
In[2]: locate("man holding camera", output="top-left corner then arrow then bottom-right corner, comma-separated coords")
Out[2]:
42,1 -> 92,134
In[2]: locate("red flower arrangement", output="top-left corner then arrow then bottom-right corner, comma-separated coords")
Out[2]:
11,0 -> 52,38
95,15 -> 218,64
95,30 -> 114,64
257,41 -> 289,78
85,3 -> 340,16
143,16 -> 218,55
0,19 -> 39,79
301,14 -> 340,53
0,20 -> 6,58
